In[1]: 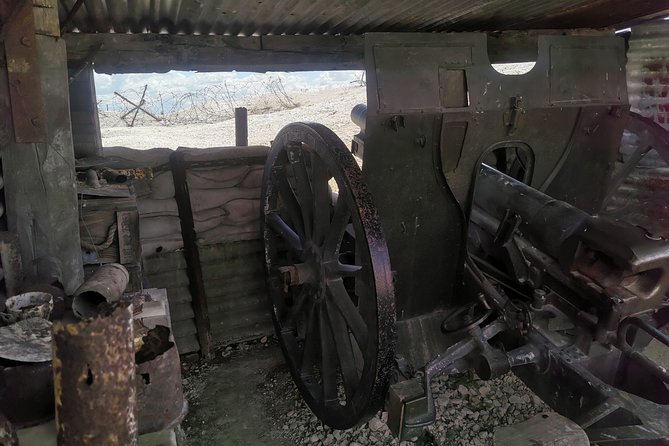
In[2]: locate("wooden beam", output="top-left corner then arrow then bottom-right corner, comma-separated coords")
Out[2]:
0,1 -> 84,294
64,33 -> 364,73
170,151 -> 213,359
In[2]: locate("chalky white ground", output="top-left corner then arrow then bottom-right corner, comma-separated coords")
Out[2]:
100,86 -> 367,150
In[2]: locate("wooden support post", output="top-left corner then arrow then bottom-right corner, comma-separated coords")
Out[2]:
169,151 -> 213,358
68,63 -> 102,158
0,0 -> 83,294
235,107 -> 248,146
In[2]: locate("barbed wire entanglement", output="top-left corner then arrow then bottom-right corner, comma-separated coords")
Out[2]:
97,76 -> 299,128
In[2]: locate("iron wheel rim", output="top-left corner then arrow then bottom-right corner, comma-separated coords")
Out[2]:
260,122 -> 396,429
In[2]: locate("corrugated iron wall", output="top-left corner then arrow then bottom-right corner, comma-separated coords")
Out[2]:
628,20 -> 669,129
604,20 -> 669,239
57,0 -> 669,35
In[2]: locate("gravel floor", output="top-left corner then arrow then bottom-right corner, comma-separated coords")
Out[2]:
182,337 -> 550,446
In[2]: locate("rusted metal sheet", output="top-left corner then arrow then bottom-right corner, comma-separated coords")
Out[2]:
56,0 -> 669,35
52,303 -> 137,446
628,20 -> 669,129
4,0 -> 46,143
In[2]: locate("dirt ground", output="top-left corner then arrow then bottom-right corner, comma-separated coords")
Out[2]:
181,339 -> 292,446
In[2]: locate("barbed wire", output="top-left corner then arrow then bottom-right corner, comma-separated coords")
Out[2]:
98,76 -> 299,128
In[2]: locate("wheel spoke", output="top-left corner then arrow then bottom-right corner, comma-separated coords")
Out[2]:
326,298 -> 360,400
325,261 -> 363,279
319,304 -> 339,406
267,212 -> 303,255
299,302 -> 319,379
276,172 -> 305,238
290,287 -> 311,322
326,278 -> 368,351
322,199 -> 351,258
287,146 -> 314,237
312,153 -> 331,245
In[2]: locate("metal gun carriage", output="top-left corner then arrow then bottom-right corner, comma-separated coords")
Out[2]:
259,31 -> 669,443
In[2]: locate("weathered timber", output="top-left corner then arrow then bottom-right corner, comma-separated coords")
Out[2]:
235,107 -> 248,146
0,2 -> 83,294
64,33 -> 364,73
68,63 -> 101,158
52,303 -> 137,446
3,0 -> 45,142
170,151 -> 212,358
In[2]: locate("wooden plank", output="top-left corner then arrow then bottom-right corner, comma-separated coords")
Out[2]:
170,151 -> 212,358
0,17 -> 83,294
64,33 -> 364,73
117,210 -> 140,264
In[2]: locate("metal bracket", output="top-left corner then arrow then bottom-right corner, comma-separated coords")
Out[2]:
503,96 -> 525,136
4,0 -> 46,143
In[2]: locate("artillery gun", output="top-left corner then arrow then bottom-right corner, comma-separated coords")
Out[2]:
260,31 -> 669,443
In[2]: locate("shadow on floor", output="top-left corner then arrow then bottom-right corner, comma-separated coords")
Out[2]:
182,340 -> 294,446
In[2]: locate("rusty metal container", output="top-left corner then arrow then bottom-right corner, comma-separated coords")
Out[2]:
72,263 -> 129,318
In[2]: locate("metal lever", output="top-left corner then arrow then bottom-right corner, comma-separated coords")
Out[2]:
618,317 -> 669,384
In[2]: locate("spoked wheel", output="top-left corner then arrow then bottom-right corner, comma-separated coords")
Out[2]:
261,122 -> 396,429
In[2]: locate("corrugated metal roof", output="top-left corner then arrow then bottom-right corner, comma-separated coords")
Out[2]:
58,0 -> 669,35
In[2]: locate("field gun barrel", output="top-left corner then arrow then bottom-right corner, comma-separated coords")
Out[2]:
474,163 -> 587,262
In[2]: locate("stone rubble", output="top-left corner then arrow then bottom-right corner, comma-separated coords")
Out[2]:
183,337 -> 551,445
267,369 -> 550,446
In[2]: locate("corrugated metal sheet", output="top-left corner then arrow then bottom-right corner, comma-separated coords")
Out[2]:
58,0 -> 669,35
627,20 -> 669,129
605,21 -> 669,239
143,240 -> 273,354
200,241 -> 273,344
143,251 -> 201,354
